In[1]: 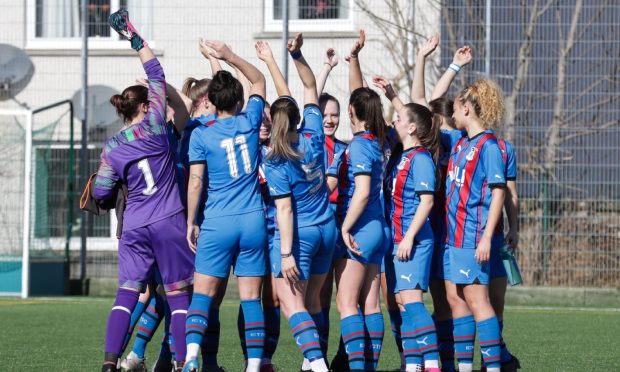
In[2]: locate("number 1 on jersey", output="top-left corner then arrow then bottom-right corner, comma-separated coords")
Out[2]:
137,159 -> 158,195
221,135 -> 252,178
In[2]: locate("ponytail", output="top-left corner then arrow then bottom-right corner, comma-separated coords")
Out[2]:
267,97 -> 301,162
458,79 -> 505,129
349,87 -> 387,147
109,85 -> 148,123
403,103 -> 440,163
182,77 -> 211,114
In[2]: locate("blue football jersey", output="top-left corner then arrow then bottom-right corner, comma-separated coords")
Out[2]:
263,104 -> 332,228
328,131 -> 385,223
385,147 -> 436,245
492,139 -> 517,241
445,130 -> 506,249
188,95 -> 265,219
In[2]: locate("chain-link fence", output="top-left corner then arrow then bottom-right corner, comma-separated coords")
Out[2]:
0,0 -> 617,289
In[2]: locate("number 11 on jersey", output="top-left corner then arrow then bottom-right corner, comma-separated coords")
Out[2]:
221,135 -> 252,178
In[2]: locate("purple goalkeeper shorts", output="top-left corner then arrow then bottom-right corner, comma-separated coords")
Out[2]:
118,211 -> 194,292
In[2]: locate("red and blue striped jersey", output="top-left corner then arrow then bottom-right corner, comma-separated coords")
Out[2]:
385,147 -> 436,245
324,136 -> 347,204
326,131 -> 385,223
188,95 -> 265,219
445,130 -> 506,249
493,139 -> 517,241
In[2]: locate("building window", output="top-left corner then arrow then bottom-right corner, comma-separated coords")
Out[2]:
27,0 -> 152,49
265,0 -> 353,32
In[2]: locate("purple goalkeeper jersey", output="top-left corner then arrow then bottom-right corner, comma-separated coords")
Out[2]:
93,58 -> 184,231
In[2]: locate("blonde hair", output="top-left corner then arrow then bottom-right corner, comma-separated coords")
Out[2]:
458,79 -> 505,129
182,77 -> 211,114
267,97 -> 302,161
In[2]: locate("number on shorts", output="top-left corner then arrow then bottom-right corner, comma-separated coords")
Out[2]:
137,159 -> 158,195
221,135 -> 252,178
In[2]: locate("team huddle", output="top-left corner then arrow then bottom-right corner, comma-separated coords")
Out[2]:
92,9 -> 520,372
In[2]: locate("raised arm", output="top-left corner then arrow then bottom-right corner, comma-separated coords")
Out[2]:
205,40 -> 266,99
287,33 -> 318,106
199,37 -> 222,75
430,45 -> 472,100
373,76 -> 404,111
316,48 -> 338,95
348,30 -> 366,92
136,78 -> 191,133
255,40 -> 291,97
411,34 -> 439,108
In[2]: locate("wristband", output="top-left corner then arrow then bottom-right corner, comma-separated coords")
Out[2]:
290,50 -> 302,60
449,63 -> 461,73
281,253 -> 293,258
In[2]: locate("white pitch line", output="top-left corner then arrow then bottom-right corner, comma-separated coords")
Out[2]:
506,305 -> 620,313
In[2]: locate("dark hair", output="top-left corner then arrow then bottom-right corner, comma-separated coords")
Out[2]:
267,97 -> 301,161
319,92 -> 340,112
429,96 -> 455,129
403,103 -> 440,163
207,70 -> 243,113
182,77 -> 211,113
110,85 -> 148,122
349,87 -> 386,147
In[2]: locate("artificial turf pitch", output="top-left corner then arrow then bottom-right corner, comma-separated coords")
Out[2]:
0,297 -> 618,371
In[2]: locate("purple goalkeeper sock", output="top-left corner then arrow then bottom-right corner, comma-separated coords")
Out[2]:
167,291 -> 190,364
105,288 -> 140,355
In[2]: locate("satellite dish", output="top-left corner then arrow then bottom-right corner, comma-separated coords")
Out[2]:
71,85 -> 120,128
0,44 -> 35,101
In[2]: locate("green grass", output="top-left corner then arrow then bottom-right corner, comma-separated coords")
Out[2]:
0,297 -> 618,371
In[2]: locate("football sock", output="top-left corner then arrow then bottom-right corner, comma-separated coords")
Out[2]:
340,314 -> 365,370
105,288 -> 140,355
453,314 -> 475,371
185,293 -> 213,360
167,291 -> 189,363
132,294 -> 163,358
263,306 -> 281,362
401,310 -> 423,372
434,318 -> 455,372
201,306 -> 221,366
404,302 -> 439,369
363,312 -> 384,371
241,298 -> 265,364
477,316 -> 501,370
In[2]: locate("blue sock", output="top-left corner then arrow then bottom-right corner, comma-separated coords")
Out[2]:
311,311 -> 327,357
478,316 -> 501,369
264,306 -> 281,361
363,312 -> 384,371
201,306 -> 220,366
321,307 -> 331,355
132,295 -> 163,358
340,314 -> 365,370
237,304 -> 248,360
435,318 -> 455,372
289,311 -> 323,361
453,315 -> 475,367
121,298 -> 148,352
185,293 -> 213,358
158,300 -> 173,362
499,320 -> 512,363
241,299 -> 265,361
388,309 -> 403,353
404,302 -> 439,364
401,310 -> 422,366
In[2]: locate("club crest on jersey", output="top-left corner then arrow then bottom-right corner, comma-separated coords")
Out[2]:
397,156 -> 410,170
465,147 -> 478,161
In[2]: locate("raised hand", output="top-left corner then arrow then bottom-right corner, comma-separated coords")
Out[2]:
325,48 -> 338,68
418,33 -> 440,58
134,77 -> 148,87
372,76 -> 392,95
453,45 -> 473,66
255,40 -> 275,62
203,40 -> 233,61
287,33 -> 304,54
349,29 -> 366,58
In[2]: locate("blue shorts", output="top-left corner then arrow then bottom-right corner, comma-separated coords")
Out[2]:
271,217 -> 336,280
430,243 -> 450,281
490,237 -> 507,279
335,217 -> 389,265
448,245 -> 490,285
385,241 -> 434,293
196,210 -> 267,278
